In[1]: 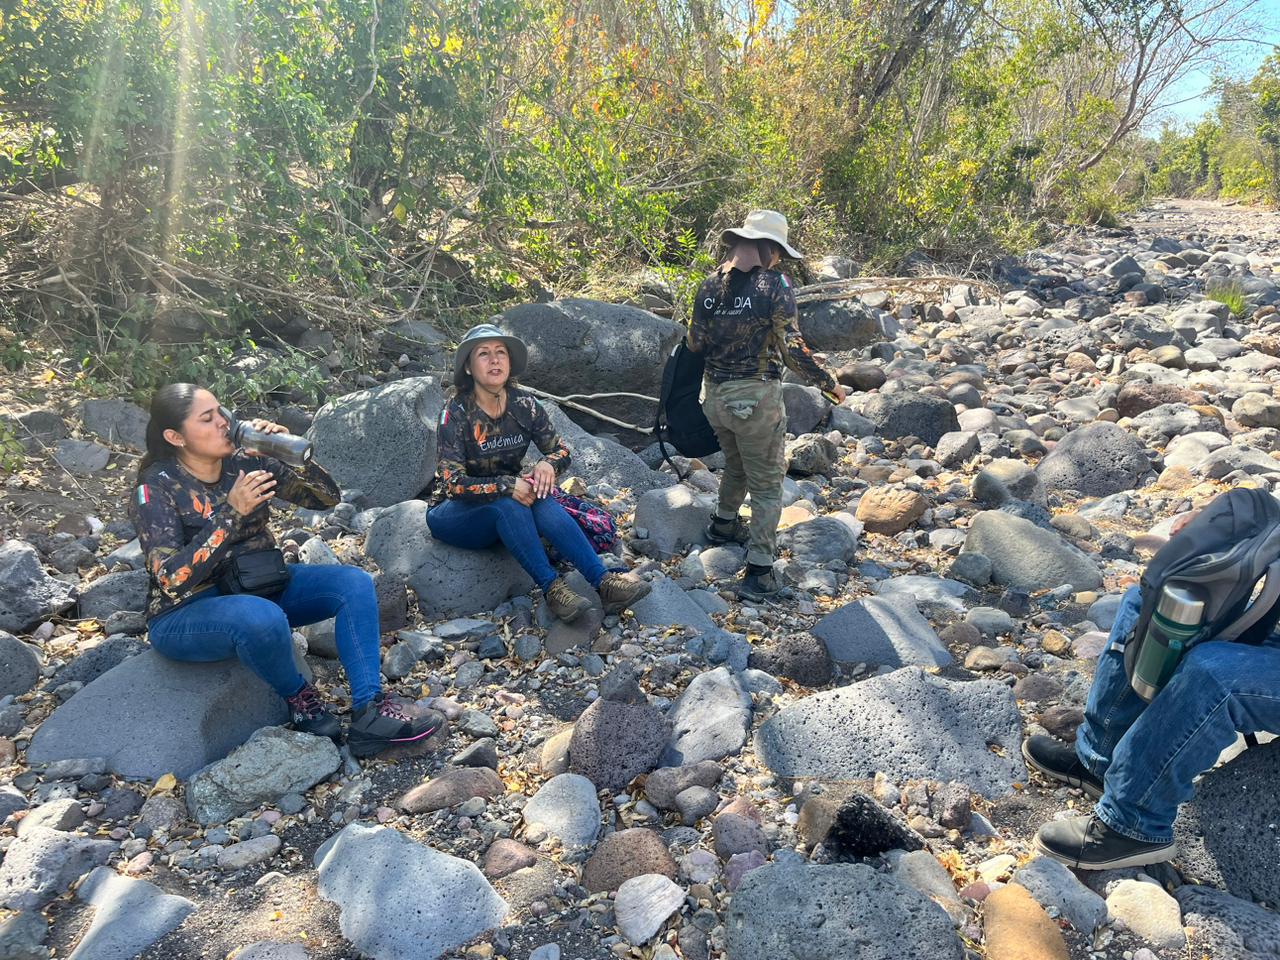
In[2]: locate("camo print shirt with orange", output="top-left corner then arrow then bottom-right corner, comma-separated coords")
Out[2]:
130,453 -> 340,619
431,388 -> 570,507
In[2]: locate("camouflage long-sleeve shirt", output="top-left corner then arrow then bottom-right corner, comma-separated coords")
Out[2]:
686,266 -> 837,392
130,454 -> 340,620
430,388 -> 570,506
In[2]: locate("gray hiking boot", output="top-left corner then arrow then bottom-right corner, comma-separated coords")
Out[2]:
738,563 -> 783,601
347,693 -> 443,758
706,513 -> 749,546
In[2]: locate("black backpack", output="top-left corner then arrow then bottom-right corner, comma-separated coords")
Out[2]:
1122,488 -> 1280,688
654,340 -> 720,478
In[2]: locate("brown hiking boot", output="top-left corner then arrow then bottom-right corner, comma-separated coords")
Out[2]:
597,571 -> 652,614
545,576 -> 593,623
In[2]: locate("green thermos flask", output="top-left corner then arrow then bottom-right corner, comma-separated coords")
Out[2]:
1131,585 -> 1204,702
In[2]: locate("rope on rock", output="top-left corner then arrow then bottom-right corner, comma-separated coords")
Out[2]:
523,385 -> 657,435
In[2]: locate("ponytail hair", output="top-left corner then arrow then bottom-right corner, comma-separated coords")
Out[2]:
137,383 -> 199,479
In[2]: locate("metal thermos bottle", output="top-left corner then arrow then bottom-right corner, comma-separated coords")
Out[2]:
221,407 -> 313,467
1130,585 -> 1204,702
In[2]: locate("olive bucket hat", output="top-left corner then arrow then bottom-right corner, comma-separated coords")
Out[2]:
452,322 -> 529,390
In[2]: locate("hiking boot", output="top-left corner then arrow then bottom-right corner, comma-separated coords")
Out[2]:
1035,813 -> 1176,870
598,571 -> 652,614
347,693 -> 444,758
706,514 -> 749,546
285,683 -> 342,743
545,576 -> 593,623
739,563 -> 783,601
1022,735 -> 1104,799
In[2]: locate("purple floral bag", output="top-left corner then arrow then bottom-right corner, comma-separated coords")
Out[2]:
551,488 -> 618,553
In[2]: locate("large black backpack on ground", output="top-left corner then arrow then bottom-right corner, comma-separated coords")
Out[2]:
654,340 -> 720,478
1122,488 -> 1280,687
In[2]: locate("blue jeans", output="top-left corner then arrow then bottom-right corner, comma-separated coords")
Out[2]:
427,495 -> 606,592
1076,586 -> 1280,842
148,563 -> 383,708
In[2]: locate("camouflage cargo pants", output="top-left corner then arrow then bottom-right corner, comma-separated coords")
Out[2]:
701,378 -> 787,568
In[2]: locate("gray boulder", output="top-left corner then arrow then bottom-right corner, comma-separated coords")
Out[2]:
796,299 -> 881,352
1176,885 -> 1280,960
810,596 -> 951,669
541,401 -> 673,493
308,377 -> 444,507
961,511 -> 1102,592
0,911 -> 46,960
633,486 -> 715,558
725,862 -> 963,960
53,635 -> 147,687
1174,740 -> 1280,907
0,827 -> 115,911
782,384 -> 829,435
862,393 -> 959,446
661,667 -> 752,766
28,650 -> 286,779
1036,422 -> 1152,496
234,945 -> 310,960
77,571 -> 148,621
315,822 -> 508,960
69,866 -> 195,960
1130,403 -> 1223,446
186,726 -> 341,824
0,541 -> 77,633
499,299 -> 681,428
630,577 -> 719,635
755,667 -> 1025,798
777,515 -> 860,565
1011,856 -> 1107,934
0,632 -> 40,698
80,399 -> 149,451
54,439 -> 111,475
522,774 -> 601,852
366,501 -> 535,619
973,459 -> 1047,507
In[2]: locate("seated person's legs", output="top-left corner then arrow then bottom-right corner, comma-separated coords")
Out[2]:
529,496 -> 650,613
529,495 -> 606,587
429,496 -> 557,589
149,591 -> 304,696
275,563 -> 383,709
1036,634 -> 1280,869
1024,586 -> 1144,796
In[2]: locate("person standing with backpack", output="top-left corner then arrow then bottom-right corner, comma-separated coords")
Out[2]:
686,210 -> 845,600
1025,491 -> 1280,869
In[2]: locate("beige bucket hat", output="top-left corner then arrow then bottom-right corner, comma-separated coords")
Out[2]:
720,209 -> 803,260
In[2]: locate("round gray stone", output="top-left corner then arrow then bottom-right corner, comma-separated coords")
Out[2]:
315,822 -> 508,960
1036,422 -> 1152,496
862,393 -> 960,447
961,511 -> 1102,592
522,774 -> 601,852
725,862 -> 963,960
754,667 -> 1026,799
0,632 -> 40,698
308,377 -> 444,508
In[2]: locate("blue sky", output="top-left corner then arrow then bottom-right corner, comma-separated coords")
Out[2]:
1161,0 -> 1280,125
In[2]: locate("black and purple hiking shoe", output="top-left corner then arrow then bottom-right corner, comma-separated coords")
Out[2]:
286,683 -> 342,744
347,693 -> 444,758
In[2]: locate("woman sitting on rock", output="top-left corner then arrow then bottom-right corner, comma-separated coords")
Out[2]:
131,383 -> 440,757
426,323 -> 651,623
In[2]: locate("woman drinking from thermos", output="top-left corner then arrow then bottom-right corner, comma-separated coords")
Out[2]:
130,383 -> 440,757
